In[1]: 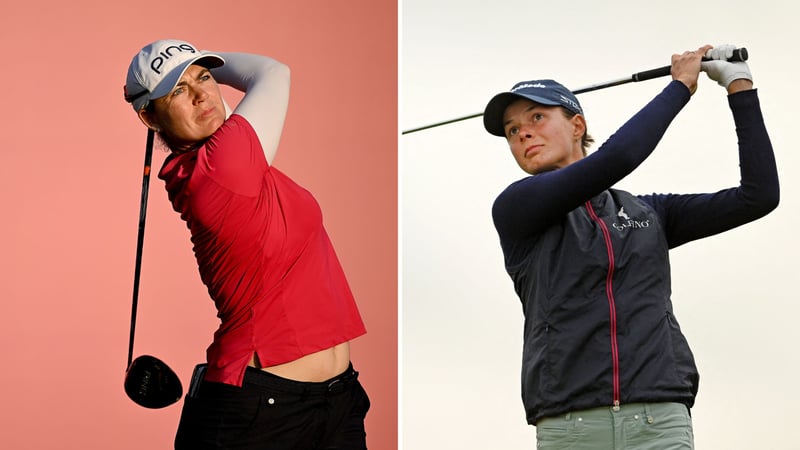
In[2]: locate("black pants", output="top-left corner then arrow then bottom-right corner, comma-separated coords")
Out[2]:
174,363 -> 370,450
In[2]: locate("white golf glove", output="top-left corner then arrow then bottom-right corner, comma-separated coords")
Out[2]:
701,44 -> 752,88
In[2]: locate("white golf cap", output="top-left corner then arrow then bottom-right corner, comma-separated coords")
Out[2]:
124,39 -> 225,111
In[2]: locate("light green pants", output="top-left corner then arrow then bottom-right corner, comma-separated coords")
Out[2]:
535,402 -> 694,450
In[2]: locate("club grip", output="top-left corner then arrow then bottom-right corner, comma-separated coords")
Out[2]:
632,66 -> 672,82
632,47 -> 749,83
702,47 -> 748,62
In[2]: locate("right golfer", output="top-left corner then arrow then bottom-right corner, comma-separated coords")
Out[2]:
483,44 -> 779,449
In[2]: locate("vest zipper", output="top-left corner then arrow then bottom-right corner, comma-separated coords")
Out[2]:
584,201 -> 621,410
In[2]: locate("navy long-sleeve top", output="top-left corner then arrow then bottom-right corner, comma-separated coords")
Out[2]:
494,81 -> 779,263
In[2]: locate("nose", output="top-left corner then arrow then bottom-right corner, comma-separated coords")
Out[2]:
518,126 -> 533,141
192,85 -> 209,104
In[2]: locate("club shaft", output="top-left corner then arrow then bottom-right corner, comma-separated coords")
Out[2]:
402,48 -> 748,135
128,129 -> 154,369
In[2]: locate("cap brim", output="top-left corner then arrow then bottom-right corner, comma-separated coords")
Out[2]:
483,92 -> 563,137
149,53 -> 225,101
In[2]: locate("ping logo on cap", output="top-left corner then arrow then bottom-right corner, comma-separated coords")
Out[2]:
150,44 -> 197,74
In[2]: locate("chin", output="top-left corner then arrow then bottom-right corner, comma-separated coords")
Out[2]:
522,162 -> 541,174
207,116 -> 225,133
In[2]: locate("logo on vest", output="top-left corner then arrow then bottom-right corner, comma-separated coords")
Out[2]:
612,207 -> 650,231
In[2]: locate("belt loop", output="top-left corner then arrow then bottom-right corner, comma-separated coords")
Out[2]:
644,403 -> 654,424
327,378 -> 342,394
564,412 -> 571,421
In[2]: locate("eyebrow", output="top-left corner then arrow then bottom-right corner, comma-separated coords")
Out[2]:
175,68 -> 211,88
503,104 -> 539,127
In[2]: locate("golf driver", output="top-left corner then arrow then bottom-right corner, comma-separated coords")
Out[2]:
124,129 -> 183,409
402,48 -> 748,135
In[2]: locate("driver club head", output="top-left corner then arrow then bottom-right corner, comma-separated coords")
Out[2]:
124,355 -> 183,408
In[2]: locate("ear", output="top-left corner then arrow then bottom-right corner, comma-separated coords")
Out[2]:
137,108 -> 161,132
571,114 -> 586,141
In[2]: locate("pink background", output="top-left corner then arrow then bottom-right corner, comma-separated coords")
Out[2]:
0,1 -> 397,449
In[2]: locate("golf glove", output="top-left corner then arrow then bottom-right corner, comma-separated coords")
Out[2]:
701,44 -> 752,88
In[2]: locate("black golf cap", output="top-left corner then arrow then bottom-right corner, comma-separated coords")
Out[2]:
483,79 -> 583,137
124,355 -> 183,408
